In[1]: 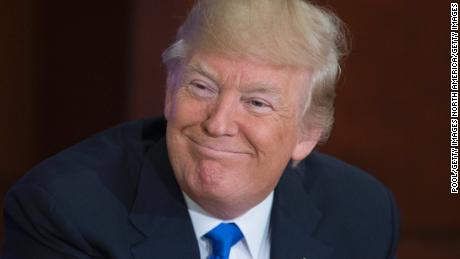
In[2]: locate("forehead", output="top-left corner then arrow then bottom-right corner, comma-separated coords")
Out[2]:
184,51 -> 311,92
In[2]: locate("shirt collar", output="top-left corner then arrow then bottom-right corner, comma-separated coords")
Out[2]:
184,192 -> 274,259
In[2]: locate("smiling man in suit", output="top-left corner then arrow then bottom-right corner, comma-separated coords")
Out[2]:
3,0 -> 399,258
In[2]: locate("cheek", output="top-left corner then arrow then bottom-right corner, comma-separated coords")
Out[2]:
243,120 -> 299,185
166,129 -> 197,188
170,91 -> 209,123
249,119 -> 298,152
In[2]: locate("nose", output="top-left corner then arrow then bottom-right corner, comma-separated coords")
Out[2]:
202,95 -> 239,137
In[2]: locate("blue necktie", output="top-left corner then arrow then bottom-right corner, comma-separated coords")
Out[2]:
204,222 -> 244,259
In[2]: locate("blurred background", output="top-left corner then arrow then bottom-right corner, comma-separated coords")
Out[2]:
0,0 -> 457,257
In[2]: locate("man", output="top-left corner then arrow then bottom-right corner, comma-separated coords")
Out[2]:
2,0 -> 400,258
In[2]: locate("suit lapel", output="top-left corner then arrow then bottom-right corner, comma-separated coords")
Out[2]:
270,162 -> 334,259
127,135 -> 333,259
128,138 -> 200,259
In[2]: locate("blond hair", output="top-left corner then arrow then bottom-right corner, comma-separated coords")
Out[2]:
162,0 -> 349,142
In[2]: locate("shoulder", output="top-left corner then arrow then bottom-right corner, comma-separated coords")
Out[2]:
298,151 -> 398,220
300,151 -> 391,195
7,117 -> 168,209
3,118 -> 167,257
296,151 -> 400,257
11,117 -> 166,198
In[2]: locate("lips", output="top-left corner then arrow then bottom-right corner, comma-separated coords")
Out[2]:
186,136 -> 251,156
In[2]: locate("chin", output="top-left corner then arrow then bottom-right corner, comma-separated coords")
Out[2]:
188,165 -> 238,195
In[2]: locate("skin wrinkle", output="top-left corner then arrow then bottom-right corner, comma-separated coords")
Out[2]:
185,54 -> 297,117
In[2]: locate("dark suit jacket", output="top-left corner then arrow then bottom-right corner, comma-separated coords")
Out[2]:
2,118 -> 399,259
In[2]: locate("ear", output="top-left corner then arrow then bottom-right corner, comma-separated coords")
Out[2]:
291,127 -> 322,161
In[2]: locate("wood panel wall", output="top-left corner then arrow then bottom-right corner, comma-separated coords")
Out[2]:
0,0 -> 130,252
1,0 -> 457,257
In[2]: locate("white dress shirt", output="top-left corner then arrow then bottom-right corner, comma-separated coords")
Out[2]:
184,192 -> 273,259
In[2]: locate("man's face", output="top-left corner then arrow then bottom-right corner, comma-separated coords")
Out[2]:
165,51 -> 319,218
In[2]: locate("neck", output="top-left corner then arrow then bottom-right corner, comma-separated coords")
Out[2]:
184,192 -> 272,220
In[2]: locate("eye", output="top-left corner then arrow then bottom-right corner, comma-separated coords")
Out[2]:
245,98 -> 273,113
191,82 -> 207,91
249,99 -> 268,108
187,81 -> 216,98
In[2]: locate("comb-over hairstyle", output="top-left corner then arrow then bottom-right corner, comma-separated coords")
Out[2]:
162,0 -> 349,142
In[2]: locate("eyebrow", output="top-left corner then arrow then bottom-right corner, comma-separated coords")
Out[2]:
185,62 -> 284,97
241,84 -> 282,95
185,63 -> 219,85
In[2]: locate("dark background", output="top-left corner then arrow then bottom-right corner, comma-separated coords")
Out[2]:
1,0 -> 458,257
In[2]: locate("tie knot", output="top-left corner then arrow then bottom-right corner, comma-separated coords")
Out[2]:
204,223 -> 244,259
